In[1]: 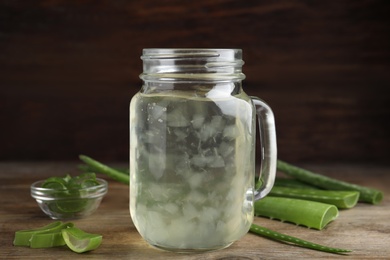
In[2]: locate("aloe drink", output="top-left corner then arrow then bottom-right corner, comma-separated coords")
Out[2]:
130,48 -> 277,252
129,90 -> 255,251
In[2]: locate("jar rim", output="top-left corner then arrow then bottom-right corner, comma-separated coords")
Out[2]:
141,48 -> 242,60
140,48 -> 245,81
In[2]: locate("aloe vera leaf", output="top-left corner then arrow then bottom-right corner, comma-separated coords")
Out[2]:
250,224 -> 351,254
62,227 -> 102,253
13,221 -> 63,246
78,164 -> 130,175
79,155 -> 129,184
277,160 -> 384,204
269,186 -> 360,209
30,232 -> 66,248
274,177 -> 319,189
254,196 -> 339,230
30,222 -> 74,248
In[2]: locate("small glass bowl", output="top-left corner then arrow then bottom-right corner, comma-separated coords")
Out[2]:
31,178 -> 108,219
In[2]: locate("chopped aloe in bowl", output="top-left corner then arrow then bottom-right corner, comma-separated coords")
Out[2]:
31,173 -> 108,219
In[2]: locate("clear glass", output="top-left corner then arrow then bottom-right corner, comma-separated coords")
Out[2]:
129,49 -> 277,252
31,178 -> 107,219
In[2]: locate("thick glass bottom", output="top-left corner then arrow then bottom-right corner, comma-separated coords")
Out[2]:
150,241 -> 234,254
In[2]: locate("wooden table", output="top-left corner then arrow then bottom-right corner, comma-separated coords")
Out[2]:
1,162 -> 389,259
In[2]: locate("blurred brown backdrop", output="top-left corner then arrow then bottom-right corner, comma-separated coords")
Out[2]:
1,0 -> 389,163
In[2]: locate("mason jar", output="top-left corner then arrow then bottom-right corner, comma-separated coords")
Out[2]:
129,48 -> 277,252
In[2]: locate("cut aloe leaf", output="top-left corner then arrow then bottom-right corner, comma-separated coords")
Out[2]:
269,186 -> 360,209
29,222 -> 73,248
277,160 -> 384,204
30,232 -> 66,248
255,196 -> 339,230
42,179 -> 68,190
13,221 -> 64,247
62,227 -> 102,253
13,221 -> 73,247
274,177 -> 319,189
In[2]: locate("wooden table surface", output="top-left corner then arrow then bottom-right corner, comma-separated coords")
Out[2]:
1,162 -> 389,259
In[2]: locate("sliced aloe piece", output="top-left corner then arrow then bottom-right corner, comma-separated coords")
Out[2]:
13,221 -> 74,247
30,222 -> 74,248
269,186 -> 360,209
62,227 -> 102,253
255,196 -> 339,230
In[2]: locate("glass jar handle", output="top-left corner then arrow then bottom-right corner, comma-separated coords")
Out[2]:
251,97 -> 277,201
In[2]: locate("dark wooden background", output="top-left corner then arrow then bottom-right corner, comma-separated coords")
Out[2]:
1,0 -> 389,164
